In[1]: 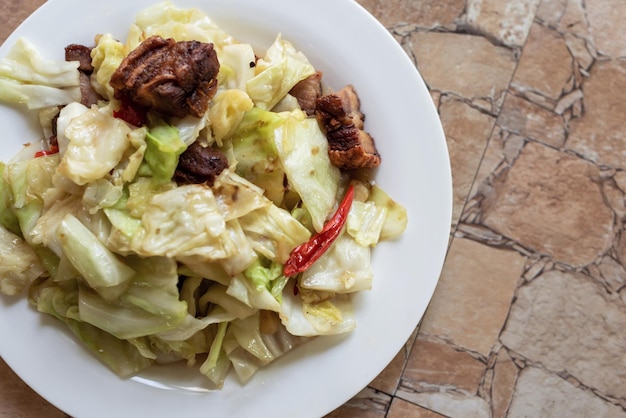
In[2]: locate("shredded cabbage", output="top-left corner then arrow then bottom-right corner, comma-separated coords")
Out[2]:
0,2 -> 408,387
58,105 -> 132,185
246,34 -> 316,110
90,34 -> 127,100
0,37 -> 81,108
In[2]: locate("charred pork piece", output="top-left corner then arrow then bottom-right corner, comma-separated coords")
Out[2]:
77,73 -> 102,107
315,85 -> 381,169
110,35 -> 220,118
174,141 -> 229,186
46,107 -> 61,150
65,44 -> 102,107
289,71 -> 323,116
65,44 -> 95,73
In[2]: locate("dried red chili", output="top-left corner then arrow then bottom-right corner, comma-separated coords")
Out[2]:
113,96 -> 148,127
34,145 -> 59,158
283,184 -> 355,277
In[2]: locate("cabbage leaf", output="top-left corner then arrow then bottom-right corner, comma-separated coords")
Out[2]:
0,37 -> 80,108
90,33 -> 127,100
134,1 -> 234,48
300,233 -> 373,294
246,35 -> 316,110
58,106 -> 132,185
274,114 -> 341,232
77,256 -> 187,339
0,225 -> 46,295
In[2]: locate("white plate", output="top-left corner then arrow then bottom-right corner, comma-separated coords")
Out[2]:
0,1 -> 452,417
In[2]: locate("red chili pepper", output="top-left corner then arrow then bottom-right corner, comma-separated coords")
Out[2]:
34,145 -> 59,158
113,96 -> 148,127
283,184 -> 355,277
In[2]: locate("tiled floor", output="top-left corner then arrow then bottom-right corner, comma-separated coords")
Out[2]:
2,0 -> 626,417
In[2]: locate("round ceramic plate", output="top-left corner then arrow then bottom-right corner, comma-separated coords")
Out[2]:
0,1 -> 452,417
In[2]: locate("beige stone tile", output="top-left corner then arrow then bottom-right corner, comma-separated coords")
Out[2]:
567,60 -> 626,169
586,0 -> 626,58
536,0 -> 590,39
0,357 -> 67,418
409,32 -> 517,114
463,125 -> 526,221
441,98 -> 495,228
501,270 -> 626,400
356,0 -> 465,29
508,367 -> 626,417
558,0 -> 591,38
535,0 -> 568,25
593,255 -> 626,292
387,398 -> 446,418
563,32 -> 594,73
463,0 -> 541,47
418,238 -> 525,356
396,390 -> 491,418
601,175 -> 626,220
511,23 -> 573,103
325,387 -> 390,418
402,337 -> 485,394
497,94 -> 565,148
482,141 -> 614,267
369,327 -> 417,395
490,349 -> 519,418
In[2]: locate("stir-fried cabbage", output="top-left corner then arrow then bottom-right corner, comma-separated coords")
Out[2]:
0,225 -> 46,295
58,105 -> 132,185
90,34 -> 127,100
0,37 -> 80,108
246,35 -> 316,110
0,1 -> 408,388
133,1 -> 234,49
274,113 -> 341,232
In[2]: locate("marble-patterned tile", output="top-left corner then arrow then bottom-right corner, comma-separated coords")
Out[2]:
508,367 -> 626,417
497,94 -> 566,148
489,349 -> 519,418
397,388 -> 491,418
501,270 -> 626,403
566,60 -> 626,169
401,337 -> 486,394
481,141 -> 614,267
590,255 -> 626,293
511,23 -> 574,105
461,125 -> 526,225
462,0 -> 541,47
440,98 -> 496,229
409,31 -> 517,115
325,387 -> 390,418
418,237 -> 525,357
356,0 -> 465,30
586,0 -> 626,58
535,0 -> 568,26
387,397 -> 447,418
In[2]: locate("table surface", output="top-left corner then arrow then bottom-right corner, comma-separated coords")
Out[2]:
3,0 -> 626,417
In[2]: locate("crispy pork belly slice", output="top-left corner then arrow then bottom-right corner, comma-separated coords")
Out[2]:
289,71 -> 323,116
65,44 -> 94,73
110,35 -> 220,118
315,85 -> 381,169
174,141 -> 229,186
65,44 -> 102,107
77,72 -> 101,107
